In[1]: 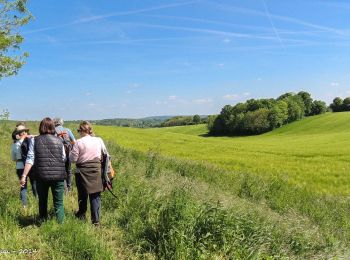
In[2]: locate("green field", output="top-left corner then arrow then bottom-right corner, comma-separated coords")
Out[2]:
95,112 -> 350,195
1,113 -> 350,258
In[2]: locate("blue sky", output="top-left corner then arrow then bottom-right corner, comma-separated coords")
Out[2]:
2,0 -> 350,120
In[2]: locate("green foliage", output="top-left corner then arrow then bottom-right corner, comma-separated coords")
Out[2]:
0,0 -> 32,78
330,97 -> 343,112
0,109 -> 10,120
242,108 -> 271,134
209,91 -> 324,136
161,115 -> 207,127
87,116 -> 171,128
193,114 -> 201,124
342,97 -> 350,111
297,91 -> 313,116
310,100 -> 327,115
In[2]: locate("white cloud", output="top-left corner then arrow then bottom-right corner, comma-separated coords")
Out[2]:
88,103 -> 96,107
129,83 -> 141,89
223,94 -> 239,100
217,63 -> 225,68
192,98 -> 213,104
168,95 -> 177,101
223,38 -> 231,43
331,82 -> 340,87
243,92 -> 251,96
85,92 -> 92,96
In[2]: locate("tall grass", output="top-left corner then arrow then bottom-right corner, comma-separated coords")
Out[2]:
0,121 -> 348,258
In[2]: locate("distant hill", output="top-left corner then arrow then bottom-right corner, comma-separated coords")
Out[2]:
88,116 -> 174,128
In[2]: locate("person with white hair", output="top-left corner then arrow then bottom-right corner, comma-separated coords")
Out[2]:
53,117 -> 76,193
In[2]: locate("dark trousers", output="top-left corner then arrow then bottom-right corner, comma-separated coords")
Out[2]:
36,180 -> 65,224
76,179 -> 101,224
65,161 -> 72,189
16,169 -> 38,206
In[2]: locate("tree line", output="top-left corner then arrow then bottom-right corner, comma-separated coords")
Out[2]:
329,97 -> 350,112
160,115 -> 206,127
208,91 -> 327,136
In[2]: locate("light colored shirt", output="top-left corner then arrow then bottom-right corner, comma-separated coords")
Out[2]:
69,135 -> 108,164
11,140 -> 24,169
26,136 -> 66,165
55,125 -> 76,142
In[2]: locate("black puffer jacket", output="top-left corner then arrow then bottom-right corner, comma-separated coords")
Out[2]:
34,135 -> 66,181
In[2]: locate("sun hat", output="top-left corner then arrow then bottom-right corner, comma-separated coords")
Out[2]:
15,125 -> 29,134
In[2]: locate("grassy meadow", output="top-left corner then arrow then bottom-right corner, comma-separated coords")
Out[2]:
95,112 -> 350,195
1,113 -> 350,258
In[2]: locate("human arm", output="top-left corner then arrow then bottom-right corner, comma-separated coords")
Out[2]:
67,129 -> 76,144
99,138 -> 109,156
69,141 -> 79,163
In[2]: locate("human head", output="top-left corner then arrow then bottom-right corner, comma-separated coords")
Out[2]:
14,124 -> 30,140
53,117 -> 64,127
77,121 -> 93,136
39,117 -> 56,135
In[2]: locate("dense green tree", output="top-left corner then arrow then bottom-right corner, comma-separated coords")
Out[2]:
279,95 -> 305,122
193,114 -> 201,124
310,100 -> 327,115
0,0 -> 32,78
342,97 -> 350,111
297,91 -> 313,116
242,108 -> 271,135
277,92 -> 294,101
208,91 -> 326,136
268,100 -> 289,128
330,97 -> 343,112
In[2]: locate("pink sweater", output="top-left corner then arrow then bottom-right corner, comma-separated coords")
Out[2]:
69,135 -> 108,164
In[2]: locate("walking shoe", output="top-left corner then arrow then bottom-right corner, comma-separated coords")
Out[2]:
74,212 -> 86,221
92,222 -> 100,227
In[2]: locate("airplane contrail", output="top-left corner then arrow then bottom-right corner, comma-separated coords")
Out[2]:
207,1 -> 347,36
261,0 -> 285,48
23,0 -> 201,34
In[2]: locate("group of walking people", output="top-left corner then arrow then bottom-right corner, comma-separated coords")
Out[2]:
11,117 -> 109,225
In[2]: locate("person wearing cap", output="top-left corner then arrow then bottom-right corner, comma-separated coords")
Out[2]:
11,124 -> 38,208
53,118 -> 76,193
70,121 -> 109,226
20,118 -> 67,223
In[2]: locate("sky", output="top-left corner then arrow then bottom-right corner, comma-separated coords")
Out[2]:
2,0 -> 350,120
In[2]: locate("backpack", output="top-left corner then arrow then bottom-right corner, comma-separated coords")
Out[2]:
55,127 -> 72,154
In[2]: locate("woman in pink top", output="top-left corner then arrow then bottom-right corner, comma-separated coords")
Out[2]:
70,121 -> 108,225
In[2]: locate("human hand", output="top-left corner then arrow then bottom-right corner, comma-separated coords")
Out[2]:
20,175 -> 27,187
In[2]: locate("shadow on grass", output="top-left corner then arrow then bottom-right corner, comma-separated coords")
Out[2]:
17,215 -> 42,228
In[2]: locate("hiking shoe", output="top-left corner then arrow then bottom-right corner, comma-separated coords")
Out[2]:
74,212 -> 86,221
92,222 -> 100,227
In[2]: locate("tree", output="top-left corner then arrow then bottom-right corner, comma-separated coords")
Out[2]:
310,100 -> 327,115
241,108 -> 271,135
330,97 -> 343,112
0,109 -> 10,120
297,91 -> 313,116
342,97 -> 350,111
284,95 -> 305,122
193,114 -> 201,124
0,0 -> 32,79
268,100 -> 288,128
